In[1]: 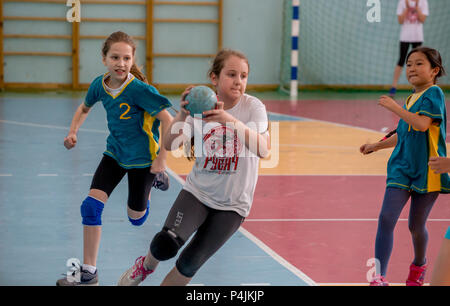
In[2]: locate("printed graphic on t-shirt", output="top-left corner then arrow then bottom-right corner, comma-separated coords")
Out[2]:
202,125 -> 243,174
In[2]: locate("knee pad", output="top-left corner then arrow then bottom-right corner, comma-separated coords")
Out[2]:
176,257 -> 199,278
128,201 -> 150,226
80,196 -> 105,226
150,229 -> 183,261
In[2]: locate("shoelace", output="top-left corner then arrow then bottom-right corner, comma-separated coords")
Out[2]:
130,256 -> 153,280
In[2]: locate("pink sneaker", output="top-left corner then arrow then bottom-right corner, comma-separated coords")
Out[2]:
370,275 -> 389,286
117,256 -> 153,286
406,263 -> 427,286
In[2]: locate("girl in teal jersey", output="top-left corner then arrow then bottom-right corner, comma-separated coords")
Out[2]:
361,47 -> 449,286
57,31 -> 173,286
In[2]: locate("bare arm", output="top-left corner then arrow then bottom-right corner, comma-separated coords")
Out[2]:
64,103 -> 91,149
202,101 -> 271,159
415,0 -> 427,23
360,134 -> 398,155
150,109 -> 174,173
378,95 -> 433,132
164,87 -> 193,151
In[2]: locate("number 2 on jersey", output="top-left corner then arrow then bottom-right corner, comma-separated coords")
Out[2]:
119,103 -> 131,120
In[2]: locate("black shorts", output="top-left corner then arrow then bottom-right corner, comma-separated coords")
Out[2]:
90,154 -> 155,211
397,41 -> 422,67
159,190 -> 244,277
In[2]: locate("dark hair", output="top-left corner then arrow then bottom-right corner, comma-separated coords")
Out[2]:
208,48 -> 250,79
102,31 -> 148,83
406,46 -> 446,84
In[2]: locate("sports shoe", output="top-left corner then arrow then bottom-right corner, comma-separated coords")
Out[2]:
369,275 -> 389,286
56,266 -> 99,286
117,256 -> 153,286
388,87 -> 397,97
152,171 -> 169,191
406,263 -> 427,286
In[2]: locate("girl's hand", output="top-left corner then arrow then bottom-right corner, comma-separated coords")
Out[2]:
180,86 -> 194,118
360,143 -> 377,155
202,101 -> 236,124
429,156 -> 450,174
64,133 -> 77,149
378,95 -> 399,112
150,155 -> 166,174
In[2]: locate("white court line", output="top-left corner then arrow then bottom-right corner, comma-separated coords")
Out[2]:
0,119 -> 107,134
245,218 -> 450,222
0,174 -> 13,176
37,174 -> 58,177
2,118 -> 446,150
239,227 -> 317,286
268,110 -> 450,144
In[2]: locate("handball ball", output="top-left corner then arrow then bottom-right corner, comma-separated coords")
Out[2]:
184,86 -> 217,115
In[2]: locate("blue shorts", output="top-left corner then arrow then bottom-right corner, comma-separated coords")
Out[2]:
445,226 -> 450,240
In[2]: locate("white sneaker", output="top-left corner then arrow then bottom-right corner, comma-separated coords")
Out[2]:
117,256 -> 153,286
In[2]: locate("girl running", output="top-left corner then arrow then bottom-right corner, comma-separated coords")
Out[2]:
360,47 -> 449,286
117,48 -> 270,286
56,31 -> 173,286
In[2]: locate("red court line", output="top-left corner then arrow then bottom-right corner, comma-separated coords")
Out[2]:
263,99 -> 450,136
244,175 -> 450,284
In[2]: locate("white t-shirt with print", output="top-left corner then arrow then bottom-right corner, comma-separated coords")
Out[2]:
397,0 -> 429,42
182,93 -> 268,217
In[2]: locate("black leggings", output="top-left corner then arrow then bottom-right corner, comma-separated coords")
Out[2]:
90,154 -> 155,211
375,187 -> 439,276
152,190 -> 244,278
397,41 -> 422,67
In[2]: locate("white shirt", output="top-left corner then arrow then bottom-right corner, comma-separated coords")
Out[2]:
182,94 -> 268,217
103,73 -> 134,96
397,0 -> 429,42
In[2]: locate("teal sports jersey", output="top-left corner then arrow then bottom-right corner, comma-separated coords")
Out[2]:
84,73 -> 172,169
387,85 -> 450,193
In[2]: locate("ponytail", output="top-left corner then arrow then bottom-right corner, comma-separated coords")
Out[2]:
130,64 -> 148,84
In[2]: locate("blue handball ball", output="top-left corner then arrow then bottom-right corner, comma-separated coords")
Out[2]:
184,86 -> 217,115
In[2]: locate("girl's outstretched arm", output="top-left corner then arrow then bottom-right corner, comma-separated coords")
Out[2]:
360,134 -> 397,155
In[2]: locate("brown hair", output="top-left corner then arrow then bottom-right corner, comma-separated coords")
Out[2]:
208,48 -> 250,79
406,46 -> 446,84
102,31 -> 148,83
184,49 -> 250,161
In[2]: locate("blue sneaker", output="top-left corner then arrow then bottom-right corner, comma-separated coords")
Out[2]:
152,171 -> 169,191
388,87 -> 396,97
